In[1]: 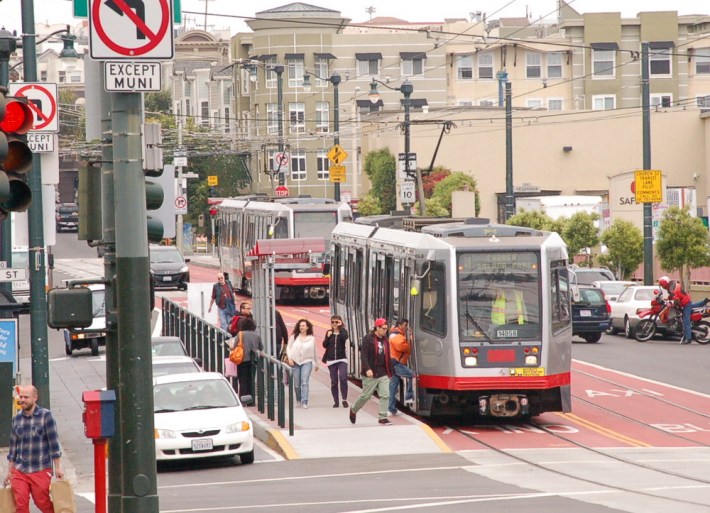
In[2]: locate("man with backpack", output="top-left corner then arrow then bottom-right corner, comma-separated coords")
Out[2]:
228,301 -> 254,336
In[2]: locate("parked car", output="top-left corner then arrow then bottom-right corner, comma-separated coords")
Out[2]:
608,285 -> 667,338
152,356 -> 202,377
64,284 -> 106,356
153,372 -> 254,464
591,280 -> 635,302
572,286 -> 610,343
151,336 -> 188,357
149,245 -> 190,291
56,203 -> 79,232
569,265 -> 615,285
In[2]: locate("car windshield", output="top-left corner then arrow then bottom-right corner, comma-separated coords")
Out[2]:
152,362 -> 200,377
150,249 -> 184,264
293,211 -> 339,241
154,379 -> 238,412
152,340 -> 187,356
574,270 -> 614,284
600,282 -> 632,296
634,288 -> 660,301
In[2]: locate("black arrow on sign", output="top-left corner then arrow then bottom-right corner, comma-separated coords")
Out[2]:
104,0 -> 147,40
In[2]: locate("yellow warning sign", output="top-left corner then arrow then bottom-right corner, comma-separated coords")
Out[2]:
327,144 -> 349,165
329,165 -> 346,183
207,175 -> 219,186
634,170 -> 662,204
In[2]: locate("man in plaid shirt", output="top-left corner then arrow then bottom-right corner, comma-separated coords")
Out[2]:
3,385 -> 64,513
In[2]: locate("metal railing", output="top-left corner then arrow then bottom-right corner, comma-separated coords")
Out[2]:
161,298 -> 295,435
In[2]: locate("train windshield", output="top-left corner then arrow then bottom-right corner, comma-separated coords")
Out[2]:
293,211 -> 339,241
457,251 -> 541,341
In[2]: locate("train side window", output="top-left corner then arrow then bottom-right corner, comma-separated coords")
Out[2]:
420,262 -> 446,336
550,261 -> 571,332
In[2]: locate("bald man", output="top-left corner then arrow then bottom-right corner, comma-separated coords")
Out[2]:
4,385 -> 63,513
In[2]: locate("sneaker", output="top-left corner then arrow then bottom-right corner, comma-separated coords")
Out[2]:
404,397 -> 414,406
342,400 -> 348,408
333,403 -> 339,408
349,408 -> 356,424
387,410 -> 398,417
680,338 -> 691,344
379,418 -> 392,425
296,401 -> 302,408
303,403 -> 308,409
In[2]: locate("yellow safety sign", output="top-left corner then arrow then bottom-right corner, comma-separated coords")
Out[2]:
329,165 -> 346,183
634,170 -> 662,204
208,175 -> 219,186
327,144 -> 349,165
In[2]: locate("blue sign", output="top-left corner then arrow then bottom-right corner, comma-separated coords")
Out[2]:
0,319 -> 18,376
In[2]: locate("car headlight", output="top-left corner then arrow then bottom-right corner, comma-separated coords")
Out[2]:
225,421 -> 251,433
154,428 -> 176,439
464,356 -> 478,366
525,355 -> 538,365
180,266 -> 189,273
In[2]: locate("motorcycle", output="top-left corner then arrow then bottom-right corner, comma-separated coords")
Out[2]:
634,290 -> 710,343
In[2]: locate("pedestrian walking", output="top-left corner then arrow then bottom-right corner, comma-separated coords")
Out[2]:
322,315 -> 349,408
388,318 -> 415,416
208,272 -> 237,330
286,318 -> 319,408
349,318 -> 393,425
231,317 -> 263,405
4,385 -> 64,513
228,301 -> 254,336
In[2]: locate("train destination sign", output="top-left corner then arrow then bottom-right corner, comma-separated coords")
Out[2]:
104,61 -> 162,91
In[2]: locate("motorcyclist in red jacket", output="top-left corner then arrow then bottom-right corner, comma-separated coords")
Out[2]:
659,276 -> 692,344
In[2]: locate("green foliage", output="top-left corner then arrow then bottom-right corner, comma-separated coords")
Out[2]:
423,196 -> 450,217
598,219 -> 643,279
422,167 -> 450,199
144,89 -> 172,114
430,172 -> 480,216
58,89 -> 85,142
506,210 -> 559,231
363,148 -> 396,213
656,206 -> 710,282
356,194 -> 382,216
562,212 -> 600,264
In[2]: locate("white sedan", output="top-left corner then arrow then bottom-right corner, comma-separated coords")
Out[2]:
608,285 -> 666,338
153,372 -> 254,464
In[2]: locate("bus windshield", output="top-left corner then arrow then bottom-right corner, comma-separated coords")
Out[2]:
457,251 -> 541,341
293,211 -> 339,241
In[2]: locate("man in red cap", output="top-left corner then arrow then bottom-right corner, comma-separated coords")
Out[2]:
349,318 -> 393,425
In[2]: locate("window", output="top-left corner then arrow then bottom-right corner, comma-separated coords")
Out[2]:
550,262 -> 571,333
650,48 -> 671,76
456,55 -> 473,80
223,107 -> 230,133
223,84 -> 232,104
58,71 -> 66,83
526,99 -> 543,109
264,58 -> 277,89
479,99 -> 495,107
526,53 -> 541,78
184,80 -> 192,97
317,150 -> 329,180
357,57 -> 379,77
289,102 -> 305,133
420,262 -> 446,336
266,103 -> 278,135
592,95 -> 615,110
291,149 -> 306,180
547,52 -> 563,78
593,50 -> 615,77
185,99 -> 191,116
650,94 -> 672,108
402,57 -> 423,76
315,102 -> 329,133
40,70 -> 48,81
200,101 -> 209,127
697,95 -> 710,108
477,53 -> 494,79
356,99 -> 382,113
695,48 -> 710,74
287,58 -> 304,88
548,98 -> 563,111
314,58 -> 329,87
241,68 -> 253,93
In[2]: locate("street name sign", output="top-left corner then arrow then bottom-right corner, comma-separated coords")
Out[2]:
104,61 -> 162,91
398,152 -> 417,179
89,0 -> 174,60
0,268 -> 28,282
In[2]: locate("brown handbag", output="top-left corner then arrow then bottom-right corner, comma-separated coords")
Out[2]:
0,485 -> 16,513
50,479 -> 76,513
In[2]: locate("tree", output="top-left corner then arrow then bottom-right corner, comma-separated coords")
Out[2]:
656,206 -> 710,285
506,210 -> 559,231
58,88 -> 85,142
422,167 -> 450,198
598,219 -> 643,279
363,148 -> 396,214
562,212 -> 600,265
144,89 -> 172,114
356,194 -> 382,216
429,172 -> 480,216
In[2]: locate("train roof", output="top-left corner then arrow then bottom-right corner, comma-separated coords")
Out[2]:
219,197 -> 349,213
420,219 -> 548,238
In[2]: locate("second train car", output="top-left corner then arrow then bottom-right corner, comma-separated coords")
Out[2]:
329,218 -> 572,418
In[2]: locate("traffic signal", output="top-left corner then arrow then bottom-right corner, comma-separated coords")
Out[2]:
144,123 -> 165,243
0,90 -> 33,219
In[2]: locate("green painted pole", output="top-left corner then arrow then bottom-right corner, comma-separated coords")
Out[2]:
21,0 -> 50,406
641,42 -> 654,285
331,73 -> 341,202
0,29 -> 15,298
111,91 -> 159,512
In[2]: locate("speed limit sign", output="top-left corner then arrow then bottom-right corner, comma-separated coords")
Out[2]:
400,181 -> 416,204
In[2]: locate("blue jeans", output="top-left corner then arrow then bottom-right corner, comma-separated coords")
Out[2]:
388,360 -> 414,413
218,308 -> 232,331
292,361 -> 313,405
682,303 -> 692,340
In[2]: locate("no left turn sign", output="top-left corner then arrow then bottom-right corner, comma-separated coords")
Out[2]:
89,0 -> 174,60
8,83 -> 58,132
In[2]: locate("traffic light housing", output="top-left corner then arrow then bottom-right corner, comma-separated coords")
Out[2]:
0,90 -> 33,218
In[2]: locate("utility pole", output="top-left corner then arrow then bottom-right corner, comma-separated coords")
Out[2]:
504,81 -> 514,221
641,42 -> 653,285
0,28 -> 16,297
21,0 -> 50,406
331,72 -> 341,202
275,65 -> 285,186
176,119 -> 184,251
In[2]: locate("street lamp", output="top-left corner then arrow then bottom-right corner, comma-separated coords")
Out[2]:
368,78 -> 425,215
303,71 -> 342,201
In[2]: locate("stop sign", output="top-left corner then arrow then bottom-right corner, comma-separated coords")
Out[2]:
274,185 -> 289,197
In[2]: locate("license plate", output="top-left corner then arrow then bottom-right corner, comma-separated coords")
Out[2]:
162,276 -> 172,282
580,310 -> 592,317
191,438 -> 213,451
512,367 -> 545,376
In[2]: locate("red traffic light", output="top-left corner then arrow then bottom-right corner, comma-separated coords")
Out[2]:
0,99 -> 33,135
209,208 -> 217,216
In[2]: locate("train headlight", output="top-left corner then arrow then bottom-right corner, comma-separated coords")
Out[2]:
525,355 -> 538,365
464,356 -> 478,366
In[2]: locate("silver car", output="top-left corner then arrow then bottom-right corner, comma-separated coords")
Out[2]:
608,285 -> 667,338
591,280 -> 635,302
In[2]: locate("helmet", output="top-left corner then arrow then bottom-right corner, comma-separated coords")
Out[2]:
659,276 -> 670,288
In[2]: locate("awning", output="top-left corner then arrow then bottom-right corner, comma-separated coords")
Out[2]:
314,52 -> 337,59
356,99 -> 383,107
355,52 -> 382,60
284,53 -> 304,59
256,54 -> 276,61
401,98 -> 428,107
649,41 -> 675,49
399,52 -> 427,60
590,42 -> 619,51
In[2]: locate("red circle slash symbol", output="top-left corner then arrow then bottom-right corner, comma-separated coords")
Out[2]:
14,85 -> 57,131
93,0 -> 170,57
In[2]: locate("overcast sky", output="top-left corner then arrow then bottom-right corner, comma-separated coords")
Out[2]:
1,0 -> 707,34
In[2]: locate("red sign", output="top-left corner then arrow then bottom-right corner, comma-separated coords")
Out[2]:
274,186 -> 289,197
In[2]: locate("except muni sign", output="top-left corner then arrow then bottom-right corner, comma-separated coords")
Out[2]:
104,61 -> 162,92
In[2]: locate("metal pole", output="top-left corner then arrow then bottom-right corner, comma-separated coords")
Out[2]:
641,42 -> 654,285
0,29 -> 15,297
21,0 -> 50,405
275,66 -> 285,187
176,120 -> 184,251
331,73 -> 341,202
111,91 -> 159,512
505,81 -> 514,221
351,97 -> 360,202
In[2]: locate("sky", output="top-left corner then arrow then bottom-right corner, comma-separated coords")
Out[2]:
0,0 -> 707,35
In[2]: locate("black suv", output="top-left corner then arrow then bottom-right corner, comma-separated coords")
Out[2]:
56,203 -> 79,232
572,285 -> 610,343
149,245 -> 190,290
